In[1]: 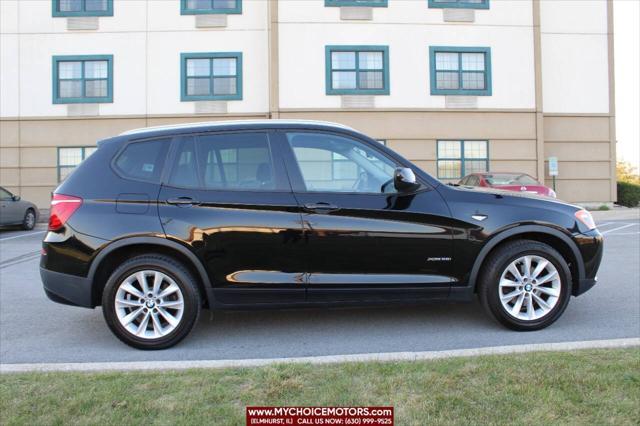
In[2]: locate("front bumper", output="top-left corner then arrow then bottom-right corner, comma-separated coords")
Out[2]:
40,267 -> 93,308
572,228 -> 604,297
574,278 -> 598,296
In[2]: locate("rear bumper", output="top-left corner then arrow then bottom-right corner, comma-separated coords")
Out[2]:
40,267 -> 93,308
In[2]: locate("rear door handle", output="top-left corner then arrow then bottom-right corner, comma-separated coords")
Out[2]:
166,197 -> 200,206
303,202 -> 340,213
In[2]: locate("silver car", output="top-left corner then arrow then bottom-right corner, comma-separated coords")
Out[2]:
0,186 -> 39,230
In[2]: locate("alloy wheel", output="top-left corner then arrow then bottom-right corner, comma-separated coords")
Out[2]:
114,270 -> 184,339
498,255 -> 561,321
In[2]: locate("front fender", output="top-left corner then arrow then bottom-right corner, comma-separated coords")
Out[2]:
466,224 -> 585,291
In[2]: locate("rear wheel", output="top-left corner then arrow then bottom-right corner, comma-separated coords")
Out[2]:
102,254 -> 201,350
22,209 -> 35,230
478,240 -> 572,331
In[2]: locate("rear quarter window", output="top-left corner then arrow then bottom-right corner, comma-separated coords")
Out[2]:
114,138 -> 171,182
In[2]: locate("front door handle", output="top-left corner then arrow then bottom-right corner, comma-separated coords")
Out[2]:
166,197 -> 200,207
303,202 -> 340,213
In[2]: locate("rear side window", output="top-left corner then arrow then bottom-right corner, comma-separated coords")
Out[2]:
114,138 -> 171,182
167,132 -> 280,191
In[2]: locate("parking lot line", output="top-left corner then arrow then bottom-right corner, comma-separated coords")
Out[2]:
601,223 -> 637,235
0,231 -> 46,242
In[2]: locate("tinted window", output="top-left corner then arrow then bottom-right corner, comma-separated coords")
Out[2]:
115,138 -> 171,182
0,188 -> 11,200
168,132 -> 278,191
287,132 -> 397,193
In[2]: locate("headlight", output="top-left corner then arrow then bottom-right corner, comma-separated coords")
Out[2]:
575,209 -> 596,231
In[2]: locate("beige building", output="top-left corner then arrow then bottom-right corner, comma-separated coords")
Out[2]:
0,0 -> 616,208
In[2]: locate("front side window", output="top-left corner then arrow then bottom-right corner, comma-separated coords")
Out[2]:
428,0 -> 489,9
52,0 -> 113,17
58,146 -> 97,181
326,46 -> 389,95
437,140 -> 488,180
53,55 -> 113,104
181,53 -> 243,101
181,0 -> 242,14
114,138 -> 171,183
430,47 -> 491,96
325,0 -> 388,7
287,132 -> 397,193
168,133 -> 280,191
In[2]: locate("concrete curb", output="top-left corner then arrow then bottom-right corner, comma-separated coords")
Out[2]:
2,337 -> 638,374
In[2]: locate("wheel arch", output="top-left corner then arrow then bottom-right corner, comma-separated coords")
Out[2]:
469,225 -> 585,295
88,237 -> 213,308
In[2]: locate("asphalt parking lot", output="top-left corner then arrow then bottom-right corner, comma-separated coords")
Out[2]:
1,219 -> 638,365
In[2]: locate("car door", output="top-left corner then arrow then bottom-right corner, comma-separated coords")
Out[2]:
0,187 -> 21,225
276,130 -> 455,303
158,131 -> 306,305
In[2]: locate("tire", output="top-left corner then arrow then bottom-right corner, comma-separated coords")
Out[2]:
102,254 -> 201,350
22,209 -> 36,230
478,239 -> 572,331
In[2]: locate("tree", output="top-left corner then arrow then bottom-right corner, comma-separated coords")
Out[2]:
617,161 -> 640,184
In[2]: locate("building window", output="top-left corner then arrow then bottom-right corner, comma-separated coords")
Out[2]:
325,46 -> 389,95
180,0 -> 242,15
52,0 -> 113,17
429,47 -> 491,96
52,55 -> 113,104
428,0 -> 489,9
58,146 -> 97,181
437,140 -> 488,179
325,0 -> 388,7
181,52 -> 243,101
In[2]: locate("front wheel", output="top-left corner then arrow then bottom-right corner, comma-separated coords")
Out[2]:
102,254 -> 201,350
478,240 -> 572,331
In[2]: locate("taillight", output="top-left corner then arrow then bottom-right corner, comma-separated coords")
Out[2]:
49,194 -> 82,231
575,209 -> 596,231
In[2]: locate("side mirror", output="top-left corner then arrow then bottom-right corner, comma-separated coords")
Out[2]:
11,195 -> 20,202
394,167 -> 420,193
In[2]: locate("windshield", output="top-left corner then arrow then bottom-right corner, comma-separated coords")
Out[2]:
485,174 -> 539,185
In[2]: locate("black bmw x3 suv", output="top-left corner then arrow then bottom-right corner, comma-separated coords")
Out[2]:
41,120 -> 603,349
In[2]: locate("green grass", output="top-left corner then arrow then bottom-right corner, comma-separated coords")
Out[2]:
1,348 -> 639,425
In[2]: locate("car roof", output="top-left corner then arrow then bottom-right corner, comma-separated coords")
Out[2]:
119,119 -> 356,138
